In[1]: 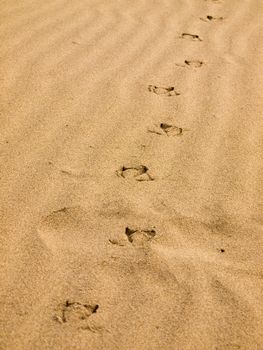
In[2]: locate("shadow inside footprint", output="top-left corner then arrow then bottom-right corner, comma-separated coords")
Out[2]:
116,165 -> 154,181
125,227 -> 156,244
55,300 -> 99,325
184,59 -> 204,68
148,85 -> 180,96
181,33 -> 202,41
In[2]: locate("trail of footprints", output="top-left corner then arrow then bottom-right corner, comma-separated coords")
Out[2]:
50,2 -> 226,335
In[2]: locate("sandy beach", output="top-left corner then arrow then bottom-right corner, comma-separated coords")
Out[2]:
0,0 -> 263,349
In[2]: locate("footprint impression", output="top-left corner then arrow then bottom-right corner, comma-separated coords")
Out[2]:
184,59 -> 204,68
180,33 -> 203,41
148,85 -> 180,96
148,123 -> 188,136
54,300 -> 99,330
116,165 -> 154,181
200,15 -> 224,22
176,59 -> 204,68
125,227 -> 156,244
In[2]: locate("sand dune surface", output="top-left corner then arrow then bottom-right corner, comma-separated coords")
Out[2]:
0,0 -> 263,349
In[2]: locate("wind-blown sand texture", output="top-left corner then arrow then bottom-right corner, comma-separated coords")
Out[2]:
0,0 -> 263,349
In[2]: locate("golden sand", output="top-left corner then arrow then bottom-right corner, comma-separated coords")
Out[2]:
0,0 -> 262,349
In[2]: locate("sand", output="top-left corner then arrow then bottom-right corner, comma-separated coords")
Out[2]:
0,0 -> 263,349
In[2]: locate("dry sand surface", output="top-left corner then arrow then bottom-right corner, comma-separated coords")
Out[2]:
0,0 -> 263,349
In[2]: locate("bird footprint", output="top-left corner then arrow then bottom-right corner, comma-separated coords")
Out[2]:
184,59 -> 204,68
116,165 -> 154,181
160,123 -> 183,136
180,33 -> 202,41
125,227 -> 156,244
148,123 -> 189,136
54,300 -> 99,327
148,85 -> 180,96
200,15 -> 224,22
